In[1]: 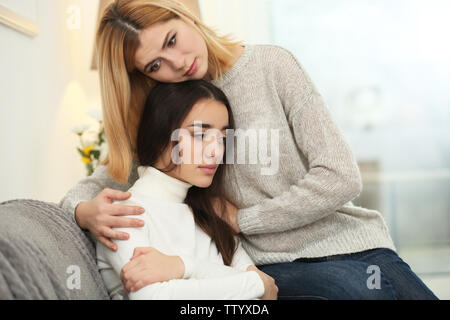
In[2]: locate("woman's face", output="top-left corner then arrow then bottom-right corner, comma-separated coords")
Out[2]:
155,98 -> 229,188
134,18 -> 209,83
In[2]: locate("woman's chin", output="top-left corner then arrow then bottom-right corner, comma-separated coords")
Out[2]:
192,177 -> 214,189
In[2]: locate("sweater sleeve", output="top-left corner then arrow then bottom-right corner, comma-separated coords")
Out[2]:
96,207 -> 151,298
130,272 -> 264,300
180,256 -> 240,278
230,238 -> 256,271
180,237 -> 256,279
237,47 -> 363,235
58,161 -> 139,223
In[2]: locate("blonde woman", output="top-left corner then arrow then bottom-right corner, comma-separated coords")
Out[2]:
60,0 -> 437,300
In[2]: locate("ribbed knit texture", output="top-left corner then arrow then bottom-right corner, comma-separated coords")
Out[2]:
60,44 -> 396,266
0,200 -> 109,299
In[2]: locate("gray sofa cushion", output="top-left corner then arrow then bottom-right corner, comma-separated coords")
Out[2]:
0,199 -> 109,300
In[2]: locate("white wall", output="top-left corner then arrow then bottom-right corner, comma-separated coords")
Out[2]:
0,0 -> 101,203
199,0 -> 272,44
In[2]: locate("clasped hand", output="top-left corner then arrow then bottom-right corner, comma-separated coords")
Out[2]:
120,247 -> 184,293
120,248 -> 278,300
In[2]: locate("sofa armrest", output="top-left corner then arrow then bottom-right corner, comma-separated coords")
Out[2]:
0,199 -> 110,300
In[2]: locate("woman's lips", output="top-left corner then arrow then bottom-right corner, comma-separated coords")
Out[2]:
198,165 -> 217,175
184,58 -> 198,77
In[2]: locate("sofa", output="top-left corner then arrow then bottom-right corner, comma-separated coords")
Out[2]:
0,199 -> 110,300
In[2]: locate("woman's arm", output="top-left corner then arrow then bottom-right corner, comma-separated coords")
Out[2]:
102,217 -> 264,300
59,161 -> 145,250
123,236 -> 254,290
130,271 -> 264,300
236,47 -> 362,235
97,210 -> 151,274
121,250 -> 247,293
231,238 -> 256,271
121,248 -> 242,290
181,236 -> 254,278
121,238 -> 277,299
128,253 -> 274,300
59,163 -> 138,221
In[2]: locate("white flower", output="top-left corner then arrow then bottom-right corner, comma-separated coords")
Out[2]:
88,108 -> 103,122
71,124 -> 88,135
80,128 -> 100,147
73,109 -> 108,176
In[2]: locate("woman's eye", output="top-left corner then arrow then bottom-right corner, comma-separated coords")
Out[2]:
147,34 -> 176,73
168,34 -> 176,47
194,134 -> 226,143
149,60 -> 161,73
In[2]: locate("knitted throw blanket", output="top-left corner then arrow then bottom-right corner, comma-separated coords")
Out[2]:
0,199 -> 109,300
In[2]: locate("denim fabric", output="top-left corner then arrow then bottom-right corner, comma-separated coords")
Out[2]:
257,248 -> 439,300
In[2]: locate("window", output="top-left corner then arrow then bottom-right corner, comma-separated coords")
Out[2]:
269,0 -> 450,277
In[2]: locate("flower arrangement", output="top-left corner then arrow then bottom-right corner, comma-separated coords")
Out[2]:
72,109 -> 108,176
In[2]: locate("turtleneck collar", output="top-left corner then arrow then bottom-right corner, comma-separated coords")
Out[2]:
128,166 -> 193,204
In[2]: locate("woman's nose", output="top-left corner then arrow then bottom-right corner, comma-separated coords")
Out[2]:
205,137 -> 224,160
169,53 -> 185,71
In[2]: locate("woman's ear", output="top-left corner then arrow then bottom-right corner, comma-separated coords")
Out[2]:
177,135 -> 184,160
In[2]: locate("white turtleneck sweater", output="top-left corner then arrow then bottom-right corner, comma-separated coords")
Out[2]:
96,166 -> 265,300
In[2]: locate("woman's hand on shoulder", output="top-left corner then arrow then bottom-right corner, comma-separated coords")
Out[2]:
75,188 -> 146,251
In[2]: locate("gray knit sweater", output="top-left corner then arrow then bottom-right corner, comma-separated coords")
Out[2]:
60,44 -> 396,265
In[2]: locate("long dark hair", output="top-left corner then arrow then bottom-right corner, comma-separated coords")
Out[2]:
137,80 -> 237,266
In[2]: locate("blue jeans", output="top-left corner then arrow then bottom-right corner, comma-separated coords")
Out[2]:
257,248 -> 439,300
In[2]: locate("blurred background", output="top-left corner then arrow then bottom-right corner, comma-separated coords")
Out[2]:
0,0 -> 448,298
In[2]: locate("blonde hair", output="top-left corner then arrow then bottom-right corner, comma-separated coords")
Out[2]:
96,0 -> 243,183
